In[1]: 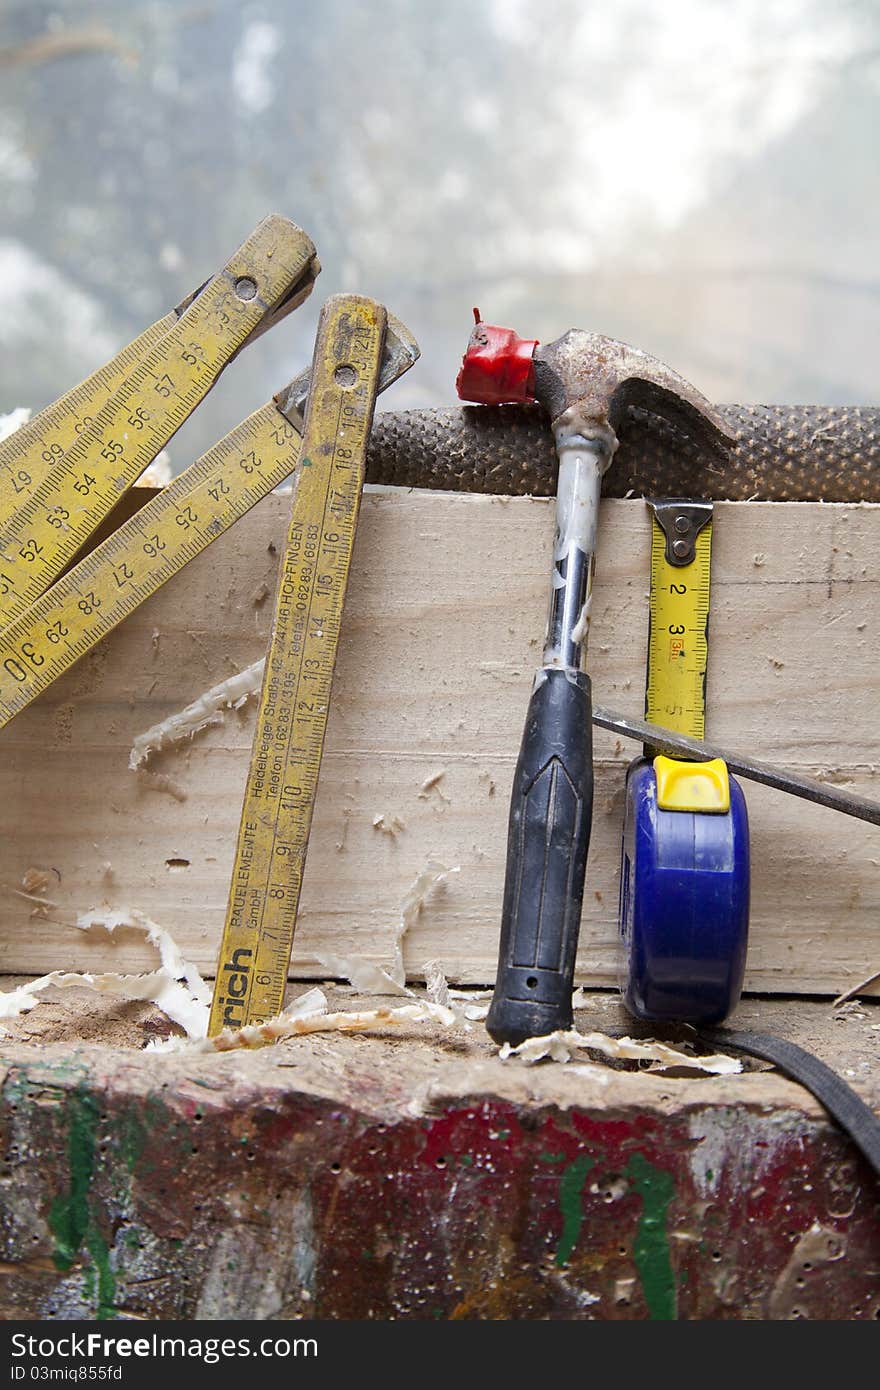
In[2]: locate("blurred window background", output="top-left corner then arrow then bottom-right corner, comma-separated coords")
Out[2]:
1,0 -> 878,471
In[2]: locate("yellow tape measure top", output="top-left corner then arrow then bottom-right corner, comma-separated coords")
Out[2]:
209,295 -> 387,1034
645,508 -> 712,740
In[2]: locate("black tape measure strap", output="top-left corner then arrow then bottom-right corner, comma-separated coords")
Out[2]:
700,1027 -> 880,1179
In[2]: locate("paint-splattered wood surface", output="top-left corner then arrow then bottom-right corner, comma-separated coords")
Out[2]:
0,992 -> 877,1320
0,490 -> 878,994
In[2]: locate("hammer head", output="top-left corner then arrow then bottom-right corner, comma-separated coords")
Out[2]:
457,317 -> 734,457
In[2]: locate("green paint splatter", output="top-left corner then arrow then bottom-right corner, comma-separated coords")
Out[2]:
555,1154 -> 595,1267
47,1085 -> 116,1320
626,1153 -> 676,1320
540,1151 -> 566,1164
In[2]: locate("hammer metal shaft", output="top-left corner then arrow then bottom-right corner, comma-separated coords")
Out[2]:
542,436 -> 606,667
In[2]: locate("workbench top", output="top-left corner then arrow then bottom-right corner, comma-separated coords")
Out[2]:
1,986 -> 876,1320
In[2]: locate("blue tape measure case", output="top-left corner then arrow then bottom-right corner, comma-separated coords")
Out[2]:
618,758 -> 750,1024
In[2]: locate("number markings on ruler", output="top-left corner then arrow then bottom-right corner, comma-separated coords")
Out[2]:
0,403 -> 304,724
645,517 -> 712,739
0,309 -> 182,512
0,215 -> 315,626
209,297 -> 387,1034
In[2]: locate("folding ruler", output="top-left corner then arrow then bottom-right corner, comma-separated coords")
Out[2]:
0,220 -> 419,1031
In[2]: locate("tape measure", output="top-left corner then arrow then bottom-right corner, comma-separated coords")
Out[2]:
644,500 -> 713,738
0,214 -> 318,625
619,497 -> 750,1025
208,295 -> 388,1034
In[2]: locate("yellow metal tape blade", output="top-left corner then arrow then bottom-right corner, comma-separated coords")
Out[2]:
645,514 -> 712,740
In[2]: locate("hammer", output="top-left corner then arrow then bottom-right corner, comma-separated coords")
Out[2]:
457,315 -> 733,1044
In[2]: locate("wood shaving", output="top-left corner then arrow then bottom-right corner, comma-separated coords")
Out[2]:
372,813 -> 406,837
423,959 -> 450,1008
152,999 -> 456,1054
130,658 -> 265,768
461,1000 -> 490,1021
833,967 -> 880,1007
311,953 -> 411,997
394,860 -> 459,987
5,885 -> 57,915
0,908 -> 212,1040
499,1029 -> 741,1075
447,985 -> 492,1021
418,771 -> 450,802
139,451 -> 172,487
308,863 -> 459,997
75,907 -> 210,1004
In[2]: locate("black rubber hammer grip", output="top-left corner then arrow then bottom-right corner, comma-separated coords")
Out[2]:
486,667 -> 594,1045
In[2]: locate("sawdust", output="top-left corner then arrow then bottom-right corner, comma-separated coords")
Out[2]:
0,989 -> 175,1048
20,868 -> 51,896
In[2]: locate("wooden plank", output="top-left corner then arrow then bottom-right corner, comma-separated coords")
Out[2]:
0,489 -> 878,995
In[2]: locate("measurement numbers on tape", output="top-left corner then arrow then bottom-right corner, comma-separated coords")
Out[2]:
645,501 -> 713,739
